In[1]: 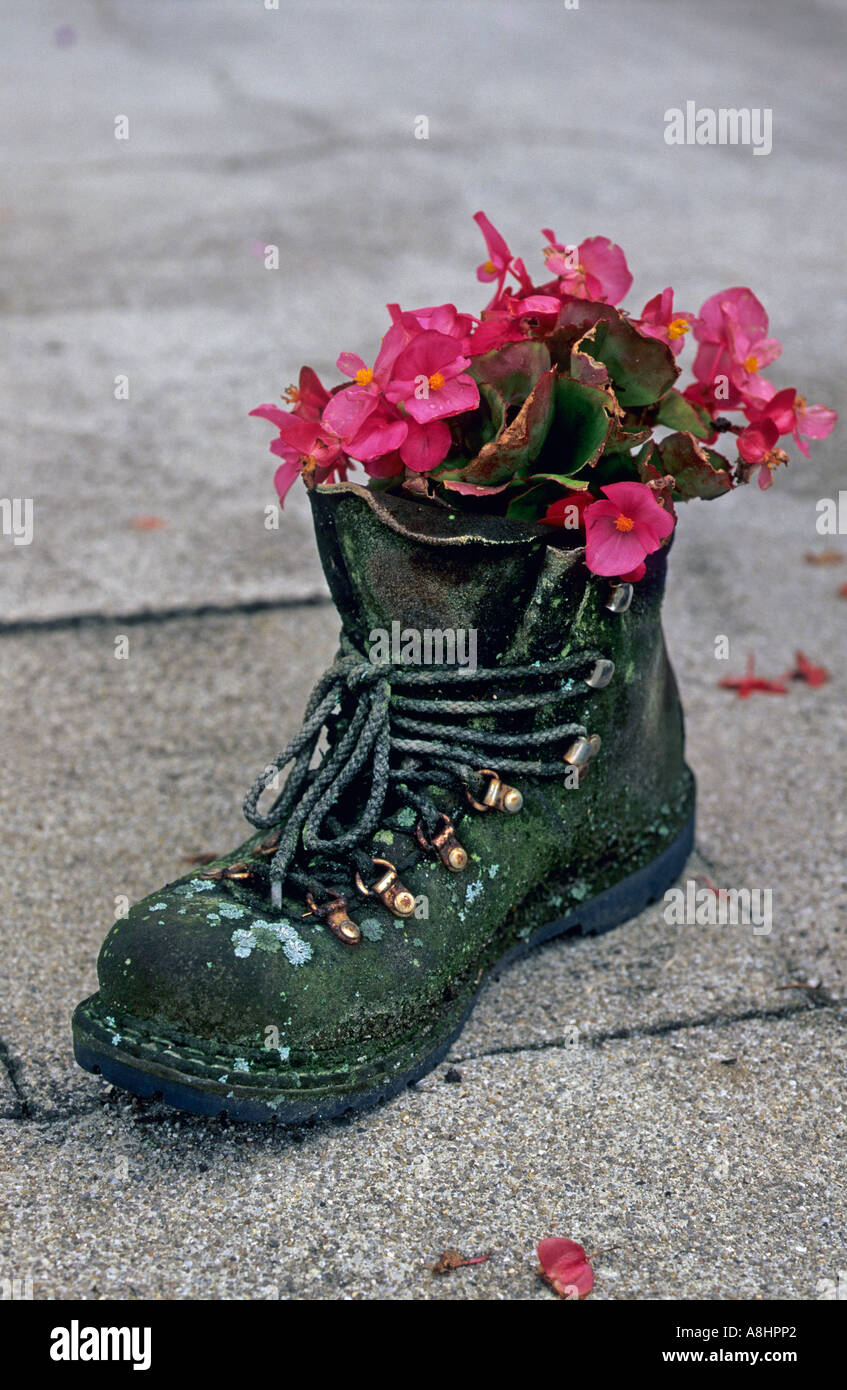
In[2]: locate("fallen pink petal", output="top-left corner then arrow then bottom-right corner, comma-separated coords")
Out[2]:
537,1238 -> 595,1299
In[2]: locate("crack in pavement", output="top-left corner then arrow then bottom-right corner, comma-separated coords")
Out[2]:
1,994 -> 840,1128
0,592 -> 332,637
0,1035 -> 32,1119
449,995 -> 841,1064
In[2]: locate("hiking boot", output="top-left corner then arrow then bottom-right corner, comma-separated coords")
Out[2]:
72,482 -> 695,1123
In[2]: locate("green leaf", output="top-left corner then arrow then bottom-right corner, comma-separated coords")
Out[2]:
505,484 -> 550,522
568,346 -> 610,389
588,450 -> 641,488
440,383 -> 506,475
657,432 -> 733,501
518,473 -> 589,490
656,388 -> 712,439
582,318 -> 678,407
469,340 -> 552,406
539,375 -> 613,476
453,368 -> 556,485
546,302 -> 619,367
474,382 -> 507,447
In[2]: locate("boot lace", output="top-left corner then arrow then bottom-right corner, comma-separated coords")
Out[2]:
237,634 -> 612,938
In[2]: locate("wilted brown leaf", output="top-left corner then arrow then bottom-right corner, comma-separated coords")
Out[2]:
432,1248 -> 491,1275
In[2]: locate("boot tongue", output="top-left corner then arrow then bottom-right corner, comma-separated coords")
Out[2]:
310,483 -> 567,666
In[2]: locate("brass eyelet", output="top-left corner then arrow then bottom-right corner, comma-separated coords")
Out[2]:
304,891 -> 361,945
465,768 -> 523,814
564,733 -> 602,773
415,814 -> 468,872
355,858 -> 416,917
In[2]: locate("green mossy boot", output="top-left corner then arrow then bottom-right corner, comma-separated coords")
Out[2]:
73,482 -> 695,1123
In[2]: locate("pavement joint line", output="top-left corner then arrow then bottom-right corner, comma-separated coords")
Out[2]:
449,996 -> 841,1065
0,592 -> 333,637
3,997 -> 840,1130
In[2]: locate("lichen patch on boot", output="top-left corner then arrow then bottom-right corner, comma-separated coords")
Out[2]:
359,917 -> 384,941
231,919 -> 313,966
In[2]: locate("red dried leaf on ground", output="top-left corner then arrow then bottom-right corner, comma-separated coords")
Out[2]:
128,515 -> 167,530
784,651 -> 830,687
432,1248 -> 491,1275
804,550 -> 844,566
839,582 -> 847,599
537,1237 -> 594,1299
718,655 -> 787,698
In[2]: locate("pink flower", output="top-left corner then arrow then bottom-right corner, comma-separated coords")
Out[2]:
634,288 -> 694,357
469,291 -> 562,356
692,287 -> 782,409
341,403 -> 409,464
387,301 -> 474,351
541,230 -> 632,305
746,383 -> 837,459
468,312 -> 527,357
323,321 -> 410,440
473,211 -> 513,299
250,404 -> 348,503
399,418 -> 454,472
736,418 -> 783,489
583,481 -> 675,577
250,366 -> 351,502
737,387 -> 799,488
793,396 -> 837,455
384,329 -> 479,425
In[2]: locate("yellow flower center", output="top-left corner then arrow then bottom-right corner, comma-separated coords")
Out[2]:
428,371 -> 446,392
744,354 -> 760,374
355,367 -> 374,386
282,383 -> 300,404
615,514 -> 635,533
795,393 -> 806,409
483,259 -> 496,275
667,317 -> 690,340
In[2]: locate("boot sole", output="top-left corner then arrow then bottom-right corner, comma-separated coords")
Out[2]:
72,808 -> 695,1125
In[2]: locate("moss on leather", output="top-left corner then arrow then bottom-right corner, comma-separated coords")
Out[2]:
75,482 -> 694,1117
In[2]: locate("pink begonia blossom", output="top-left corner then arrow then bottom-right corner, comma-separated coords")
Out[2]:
736,417 -> 782,489
250,404 -> 347,503
387,302 -> 474,352
250,367 -> 350,503
744,382 -> 837,459
692,287 -> 782,408
384,330 -> 479,424
792,397 -> 837,454
541,230 -> 633,305
583,481 -> 675,577
400,418 -> 454,472
634,288 -> 694,357
323,321 -> 410,438
342,405 -> 409,464
473,211 -> 513,299
469,291 -> 562,357
737,387 -> 803,488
